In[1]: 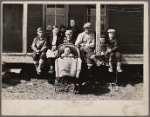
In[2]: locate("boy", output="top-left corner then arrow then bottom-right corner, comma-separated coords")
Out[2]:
63,30 -> 75,44
61,47 -> 74,58
107,29 -> 123,72
99,35 -> 109,66
31,27 -> 47,74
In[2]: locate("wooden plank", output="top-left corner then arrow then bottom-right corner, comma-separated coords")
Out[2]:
96,4 -> 100,56
2,54 -> 143,64
22,3 -> 28,54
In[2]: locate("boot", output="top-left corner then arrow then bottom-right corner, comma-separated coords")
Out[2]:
108,59 -> 113,72
117,62 -> 123,72
37,59 -> 44,74
34,61 -> 39,70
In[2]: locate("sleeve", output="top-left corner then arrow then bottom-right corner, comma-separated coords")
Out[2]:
111,39 -> 118,52
31,38 -> 37,51
40,40 -> 47,52
75,33 -> 82,47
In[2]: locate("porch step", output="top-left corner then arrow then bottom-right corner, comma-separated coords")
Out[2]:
2,54 -> 143,64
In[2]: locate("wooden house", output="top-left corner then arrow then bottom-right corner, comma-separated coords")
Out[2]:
2,3 -> 144,65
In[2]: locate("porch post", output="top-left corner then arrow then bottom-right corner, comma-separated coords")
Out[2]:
22,3 -> 28,54
96,3 -> 101,56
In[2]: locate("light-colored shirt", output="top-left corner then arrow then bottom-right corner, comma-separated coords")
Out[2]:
51,35 -> 57,46
75,31 -> 95,48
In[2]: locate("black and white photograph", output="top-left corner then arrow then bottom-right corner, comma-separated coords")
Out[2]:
1,1 -> 149,116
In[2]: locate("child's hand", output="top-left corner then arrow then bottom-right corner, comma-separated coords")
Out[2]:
36,50 -> 40,54
101,51 -> 104,55
51,46 -> 56,51
107,48 -> 112,52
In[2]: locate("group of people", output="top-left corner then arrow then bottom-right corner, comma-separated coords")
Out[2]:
31,18 -> 123,77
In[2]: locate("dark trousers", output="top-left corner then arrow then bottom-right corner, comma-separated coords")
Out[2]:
32,51 -> 46,61
107,52 -> 122,62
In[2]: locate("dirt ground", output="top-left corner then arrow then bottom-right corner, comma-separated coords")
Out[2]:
2,71 -> 143,100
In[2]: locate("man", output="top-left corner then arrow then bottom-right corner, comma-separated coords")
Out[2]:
67,18 -> 80,41
75,22 -> 95,77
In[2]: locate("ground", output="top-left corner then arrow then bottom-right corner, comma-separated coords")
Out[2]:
2,70 -> 143,100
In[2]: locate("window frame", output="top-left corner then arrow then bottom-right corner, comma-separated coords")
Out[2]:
43,4 -> 69,32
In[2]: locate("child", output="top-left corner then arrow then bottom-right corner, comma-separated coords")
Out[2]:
99,35 -> 109,66
107,29 -> 123,72
31,27 -> 47,74
63,30 -> 75,44
61,47 -> 74,58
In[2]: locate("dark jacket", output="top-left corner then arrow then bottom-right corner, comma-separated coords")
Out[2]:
58,31 -> 66,41
46,34 -> 63,49
67,25 -> 80,40
63,37 -> 75,44
107,39 -> 118,52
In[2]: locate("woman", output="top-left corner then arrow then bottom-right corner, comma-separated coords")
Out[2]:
46,25 -> 63,74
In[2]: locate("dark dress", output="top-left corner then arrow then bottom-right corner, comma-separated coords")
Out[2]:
46,34 -> 63,49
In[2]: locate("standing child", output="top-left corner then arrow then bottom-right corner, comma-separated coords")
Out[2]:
31,27 -> 47,74
107,29 -> 123,72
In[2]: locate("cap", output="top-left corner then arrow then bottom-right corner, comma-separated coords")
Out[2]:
83,22 -> 91,28
37,27 -> 43,32
65,30 -> 73,35
107,29 -> 115,33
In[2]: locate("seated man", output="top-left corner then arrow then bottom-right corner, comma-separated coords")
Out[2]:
61,47 -> 74,58
31,27 -> 47,74
75,22 -> 95,77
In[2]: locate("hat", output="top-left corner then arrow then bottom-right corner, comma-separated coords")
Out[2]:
83,22 -> 91,28
65,30 -> 73,35
107,29 -> 115,33
37,27 -> 43,32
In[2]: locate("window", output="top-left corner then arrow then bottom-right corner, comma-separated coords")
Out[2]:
101,5 -> 107,31
87,5 -> 96,31
45,5 -> 67,31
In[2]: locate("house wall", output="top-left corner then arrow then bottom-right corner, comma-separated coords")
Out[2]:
107,5 -> 143,54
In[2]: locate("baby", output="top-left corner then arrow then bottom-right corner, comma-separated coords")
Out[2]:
61,47 -> 74,58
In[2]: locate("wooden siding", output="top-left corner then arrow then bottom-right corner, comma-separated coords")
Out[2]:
68,5 -> 87,32
107,5 -> 143,54
27,4 -> 43,52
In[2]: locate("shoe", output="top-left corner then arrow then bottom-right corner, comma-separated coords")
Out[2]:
117,62 -> 123,72
117,66 -> 123,72
108,67 -> 113,72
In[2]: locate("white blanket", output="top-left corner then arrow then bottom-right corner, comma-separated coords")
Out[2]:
55,58 -> 82,78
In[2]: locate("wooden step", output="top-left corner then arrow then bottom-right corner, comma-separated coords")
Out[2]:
2,54 -> 143,64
